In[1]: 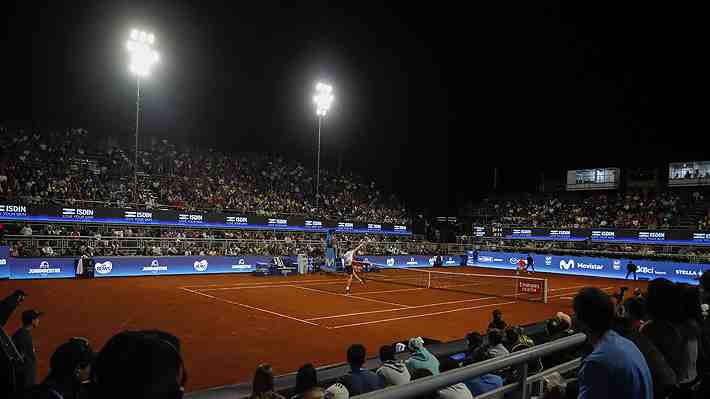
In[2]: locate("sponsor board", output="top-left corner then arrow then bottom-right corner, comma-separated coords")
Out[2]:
560,259 -> 575,270
193,259 -> 209,272
142,259 -> 168,272
0,204 -> 28,216
94,261 -> 113,275
29,260 -> 61,275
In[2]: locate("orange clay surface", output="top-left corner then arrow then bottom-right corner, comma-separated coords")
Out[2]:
0,267 -> 647,391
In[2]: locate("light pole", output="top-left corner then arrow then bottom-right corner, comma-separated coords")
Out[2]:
313,82 -> 334,207
126,29 -> 159,202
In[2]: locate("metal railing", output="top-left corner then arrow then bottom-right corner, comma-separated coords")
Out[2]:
354,333 -> 586,399
1,235 -> 443,257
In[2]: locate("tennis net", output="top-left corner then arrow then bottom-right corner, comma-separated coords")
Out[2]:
364,268 -> 548,303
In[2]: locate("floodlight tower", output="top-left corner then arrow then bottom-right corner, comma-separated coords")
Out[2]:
126,29 -> 159,202
313,82 -> 334,207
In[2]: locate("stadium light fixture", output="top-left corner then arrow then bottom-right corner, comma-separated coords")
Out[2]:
313,82 -> 334,207
126,29 -> 160,202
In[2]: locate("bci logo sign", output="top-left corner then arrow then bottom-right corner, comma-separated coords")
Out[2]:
637,266 -> 655,274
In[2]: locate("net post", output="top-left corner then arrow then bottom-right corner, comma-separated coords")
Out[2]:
543,278 -> 549,304
427,271 -> 432,289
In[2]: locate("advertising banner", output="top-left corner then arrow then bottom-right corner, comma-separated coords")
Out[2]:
0,246 -> 9,279
0,203 -> 411,235
91,255 -> 272,278
469,250 -> 708,284
9,257 -> 77,280
501,226 -> 710,245
359,255 -> 464,269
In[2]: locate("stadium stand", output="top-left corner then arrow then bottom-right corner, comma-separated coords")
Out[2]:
473,190 -> 710,229
0,126 -> 408,224
3,126 -> 710,398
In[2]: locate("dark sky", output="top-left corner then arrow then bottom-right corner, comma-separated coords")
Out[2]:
3,2 -> 707,214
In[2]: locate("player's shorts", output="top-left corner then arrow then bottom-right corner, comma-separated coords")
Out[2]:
345,265 -> 353,275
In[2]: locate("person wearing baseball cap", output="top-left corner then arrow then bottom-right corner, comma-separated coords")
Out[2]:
12,309 -> 43,388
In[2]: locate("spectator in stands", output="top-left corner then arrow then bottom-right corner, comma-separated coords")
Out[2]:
612,316 -> 677,399
437,358 -> 473,399
41,242 -> 53,257
623,295 -> 647,332
463,332 -> 484,366
538,314 -> 578,371
376,345 -> 410,386
324,382 -> 349,399
341,344 -> 383,396
27,337 -> 93,399
20,225 -> 32,236
405,337 -> 440,376
292,363 -> 319,399
408,368 -> 437,399
463,347 -> 503,399
675,284 -> 703,394
503,327 -> 520,352
488,309 -> 507,330
12,309 -> 43,388
249,364 -> 285,399
573,287 -> 652,399
641,278 -> 688,384
91,330 -> 186,399
486,329 -> 509,358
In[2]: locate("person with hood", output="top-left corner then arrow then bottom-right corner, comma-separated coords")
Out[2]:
376,345 -> 410,386
404,337 -> 440,376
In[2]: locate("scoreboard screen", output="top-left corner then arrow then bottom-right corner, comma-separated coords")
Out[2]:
566,168 -> 619,191
668,161 -> 710,187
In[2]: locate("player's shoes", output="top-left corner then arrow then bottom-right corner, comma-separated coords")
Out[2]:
346,287 -> 351,295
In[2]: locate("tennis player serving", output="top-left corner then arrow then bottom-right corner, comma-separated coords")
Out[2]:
344,237 -> 369,295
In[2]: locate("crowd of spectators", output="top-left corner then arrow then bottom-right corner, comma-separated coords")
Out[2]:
1,223 -> 436,258
2,272 -> 710,398
479,191 -> 691,229
0,126 -> 409,224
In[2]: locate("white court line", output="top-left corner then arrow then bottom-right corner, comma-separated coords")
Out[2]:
328,301 -> 517,329
560,297 -> 574,300
181,278 -> 346,289
306,296 -> 498,321
290,285 -> 411,308
199,280 -> 345,291
547,286 -> 615,301
351,287 -> 427,295
549,284 -> 588,292
179,287 -> 321,327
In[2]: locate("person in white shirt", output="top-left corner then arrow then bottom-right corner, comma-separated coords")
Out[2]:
343,238 -> 368,295
41,244 -> 54,257
486,329 -> 509,358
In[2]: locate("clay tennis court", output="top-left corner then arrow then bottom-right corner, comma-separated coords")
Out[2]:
0,267 -> 647,391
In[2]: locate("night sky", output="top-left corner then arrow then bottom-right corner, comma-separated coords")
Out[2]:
3,2 -> 707,214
